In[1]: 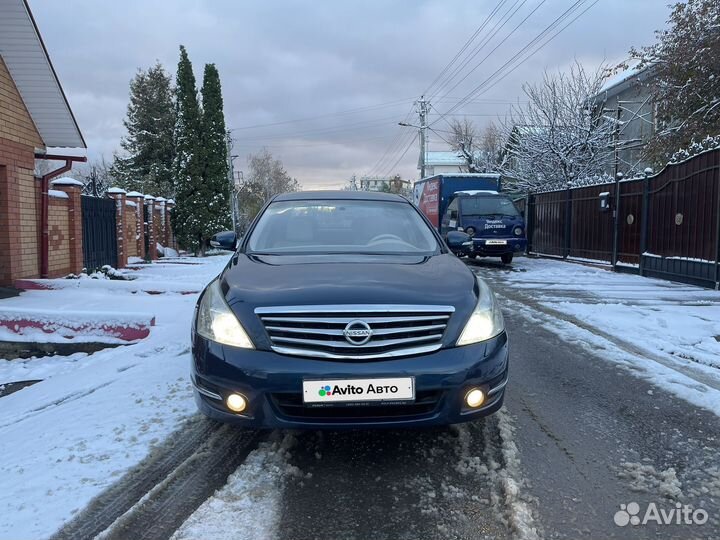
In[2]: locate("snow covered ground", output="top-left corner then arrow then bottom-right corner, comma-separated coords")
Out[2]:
0,255 -> 230,540
482,257 -> 720,413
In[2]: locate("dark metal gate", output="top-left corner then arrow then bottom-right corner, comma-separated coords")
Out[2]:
81,195 -> 117,271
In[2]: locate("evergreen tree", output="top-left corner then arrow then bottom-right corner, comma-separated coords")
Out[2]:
111,63 -> 175,196
199,63 -> 232,238
171,45 -> 205,253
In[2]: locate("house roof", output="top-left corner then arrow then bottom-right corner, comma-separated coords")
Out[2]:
0,0 -> 85,148
590,61 -> 656,103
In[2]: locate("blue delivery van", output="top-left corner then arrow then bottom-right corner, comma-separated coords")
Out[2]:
414,174 -> 527,264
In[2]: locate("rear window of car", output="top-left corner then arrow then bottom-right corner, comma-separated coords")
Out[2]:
247,199 -> 440,255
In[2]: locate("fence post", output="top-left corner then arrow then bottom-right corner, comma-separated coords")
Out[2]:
107,187 -> 127,269
126,192 -> 145,260
611,174 -> 622,268
639,174 -> 650,277
715,167 -> 720,289
144,195 -> 157,260
524,193 -> 532,254
564,183 -> 572,259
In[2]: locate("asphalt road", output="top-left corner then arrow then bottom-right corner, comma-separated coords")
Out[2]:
57,258 -> 720,539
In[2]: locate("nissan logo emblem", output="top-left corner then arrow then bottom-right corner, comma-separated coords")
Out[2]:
343,320 -> 373,346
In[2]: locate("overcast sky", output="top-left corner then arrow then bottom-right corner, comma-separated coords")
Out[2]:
32,0 -> 669,189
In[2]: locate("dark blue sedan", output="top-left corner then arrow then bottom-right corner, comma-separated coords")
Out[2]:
191,191 -> 508,429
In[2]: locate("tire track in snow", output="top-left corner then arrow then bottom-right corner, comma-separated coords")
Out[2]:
50,416 -> 262,540
274,420 -> 537,540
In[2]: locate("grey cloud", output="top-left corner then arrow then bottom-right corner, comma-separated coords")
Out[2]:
31,0 -> 668,188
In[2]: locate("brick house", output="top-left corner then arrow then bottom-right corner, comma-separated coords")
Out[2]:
0,0 -> 86,286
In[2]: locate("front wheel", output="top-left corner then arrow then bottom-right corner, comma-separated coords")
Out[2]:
500,253 -> 513,264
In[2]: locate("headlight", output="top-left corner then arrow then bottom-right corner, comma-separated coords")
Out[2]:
514,227 -> 523,236
196,280 -> 254,349
465,227 -> 476,236
456,278 -> 505,346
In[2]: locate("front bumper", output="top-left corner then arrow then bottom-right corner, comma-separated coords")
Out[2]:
472,237 -> 527,256
191,332 -> 509,429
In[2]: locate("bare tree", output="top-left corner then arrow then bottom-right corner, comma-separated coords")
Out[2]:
235,148 -> 300,232
501,61 -> 616,192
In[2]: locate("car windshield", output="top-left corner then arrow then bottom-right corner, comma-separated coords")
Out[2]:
461,197 -> 520,217
247,199 -> 440,255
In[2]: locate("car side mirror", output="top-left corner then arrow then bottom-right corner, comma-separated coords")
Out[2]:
209,231 -> 238,251
445,230 -> 473,255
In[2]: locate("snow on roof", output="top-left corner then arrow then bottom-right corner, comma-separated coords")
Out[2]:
455,190 -> 500,196
48,189 -> 68,199
591,60 -> 655,101
437,173 -> 501,179
126,191 -> 144,197
144,194 -> 155,200
155,196 -> 166,202
107,187 -> 127,194
424,151 -> 467,166
0,0 -> 85,148
51,177 -> 83,187
166,198 -> 175,204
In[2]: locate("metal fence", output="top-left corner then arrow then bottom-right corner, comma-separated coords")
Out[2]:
81,195 -> 117,271
520,148 -> 720,289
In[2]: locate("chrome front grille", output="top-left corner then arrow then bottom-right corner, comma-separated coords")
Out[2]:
255,305 -> 455,360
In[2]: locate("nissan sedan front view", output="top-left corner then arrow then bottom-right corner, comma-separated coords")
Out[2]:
191,191 -> 509,429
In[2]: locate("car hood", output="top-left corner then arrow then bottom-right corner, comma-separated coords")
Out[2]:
219,253 -> 479,346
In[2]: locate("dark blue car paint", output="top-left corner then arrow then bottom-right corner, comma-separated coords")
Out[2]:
191,331 -> 508,429
191,191 -> 509,428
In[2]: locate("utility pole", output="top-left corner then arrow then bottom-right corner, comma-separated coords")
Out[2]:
226,132 -> 238,232
398,96 -> 430,179
418,96 -> 428,179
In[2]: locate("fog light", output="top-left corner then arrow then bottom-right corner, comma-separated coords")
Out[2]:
226,393 -> 247,413
465,388 -> 485,408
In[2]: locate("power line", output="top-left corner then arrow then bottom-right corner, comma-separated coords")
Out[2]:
428,0 -> 531,102
434,0 -> 545,103
431,0 -> 598,126
423,0 -> 509,98
229,97 -> 414,131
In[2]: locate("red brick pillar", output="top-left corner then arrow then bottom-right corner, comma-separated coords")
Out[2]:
166,199 -> 176,250
51,178 -> 84,274
126,191 -> 145,259
144,195 -> 157,260
107,187 -> 127,268
155,197 -> 167,247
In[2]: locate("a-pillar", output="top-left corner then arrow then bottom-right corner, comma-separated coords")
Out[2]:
51,177 -> 84,274
126,191 -> 145,259
107,187 -> 127,268
144,195 -> 157,260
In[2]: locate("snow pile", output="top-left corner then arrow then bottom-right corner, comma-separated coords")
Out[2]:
157,243 -> 179,258
616,461 -> 684,500
483,411 -> 540,540
172,433 -> 301,540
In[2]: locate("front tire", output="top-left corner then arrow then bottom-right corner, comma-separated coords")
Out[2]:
501,253 -> 513,264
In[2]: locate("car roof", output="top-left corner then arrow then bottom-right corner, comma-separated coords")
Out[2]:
272,190 -> 408,202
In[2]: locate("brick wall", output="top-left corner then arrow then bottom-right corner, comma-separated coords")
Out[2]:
46,195 -> 71,276
124,201 -> 138,259
0,56 -> 45,286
